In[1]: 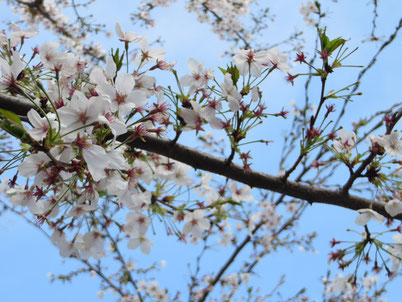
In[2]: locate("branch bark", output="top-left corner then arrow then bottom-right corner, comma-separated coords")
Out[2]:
0,93 -> 400,221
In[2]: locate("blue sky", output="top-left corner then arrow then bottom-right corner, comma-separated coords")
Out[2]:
0,0 -> 401,301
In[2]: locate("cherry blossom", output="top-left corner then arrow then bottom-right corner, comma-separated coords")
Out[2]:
384,198 -> 402,217
96,72 -> 147,116
0,30 -> 19,48
26,109 -> 57,141
115,22 -> 142,44
58,90 -> 106,133
180,100 -> 222,131
233,49 -> 267,77
265,47 -> 292,73
76,229 -> 105,260
229,181 -> 253,202
18,151 -> 50,177
0,4 -> 400,300
133,74 -> 156,98
166,162 -> 194,186
325,274 -> 353,294
125,212 -> 151,235
10,22 -> 38,43
133,36 -> 166,67
66,202 -> 97,218
375,131 -> 402,158
300,1 -> 319,26
194,173 -> 220,205
8,187 -> 44,215
221,73 -> 241,112
0,51 -> 24,90
39,42 -> 65,70
333,128 -> 356,152
89,56 -> 116,86
180,58 -> 214,93
355,209 -> 386,226
72,136 -> 110,181
127,234 -> 154,254
387,234 -> 402,271
50,229 -> 78,258
183,209 -> 210,238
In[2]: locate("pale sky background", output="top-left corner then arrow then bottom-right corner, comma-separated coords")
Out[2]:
0,0 -> 401,301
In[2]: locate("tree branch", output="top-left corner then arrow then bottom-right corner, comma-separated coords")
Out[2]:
123,134 -> 399,220
0,93 -> 399,221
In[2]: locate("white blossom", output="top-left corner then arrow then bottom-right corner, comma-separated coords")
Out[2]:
183,210 -> 210,238
375,132 -> 402,158
355,209 -> 385,226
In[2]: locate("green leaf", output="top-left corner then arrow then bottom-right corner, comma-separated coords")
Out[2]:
227,199 -> 242,206
220,63 -> 240,85
111,48 -> 124,72
318,27 -> 330,52
327,37 -> 346,56
0,110 -> 31,143
0,109 -> 22,126
354,241 -> 366,255
218,67 -> 227,75
227,63 -> 240,86
317,27 -> 346,56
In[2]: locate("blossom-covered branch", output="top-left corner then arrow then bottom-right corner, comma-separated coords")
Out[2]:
0,92 -> 399,221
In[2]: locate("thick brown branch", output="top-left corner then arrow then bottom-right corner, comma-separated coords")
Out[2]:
0,93 -> 399,221
122,134 -> 399,220
0,93 -> 36,116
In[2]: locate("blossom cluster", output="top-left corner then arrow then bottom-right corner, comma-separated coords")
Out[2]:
0,20 -> 295,264
0,12 -> 401,301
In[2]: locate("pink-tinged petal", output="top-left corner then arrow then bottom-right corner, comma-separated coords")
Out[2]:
27,109 -> 43,128
126,32 -> 142,43
180,108 -> 198,126
82,144 -> 109,181
151,48 -> 166,60
191,226 -> 202,238
11,51 -> 24,79
251,87 -> 259,102
355,209 -> 385,226
182,222 -> 192,235
115,22 -> 124,39
127,237 -> 140,249
96,83 -> 117,100
137,37 -> 149,51
27,199 -> 45,215
209,116 -> 224,129
198,219 -> 210,230
130,90 -> 147,107
385,199 -> 402,217
140,239 -> 152,254
0,58 -> 10,75
105,56 -> 116,79
18,152 -> 49,177
371,212 -> 386,223
355,212 -> 370,226
109,118 -> 127,136
277,62 -> 291,73
29,128 -> 47,141
235,61 -> 248,76
180,74 -> 194,86
115,73 -> 134,95
193,209 -> 204,220
228,181 -> 237,192
187,58 -> 199,73
250,62 -> 262,78
89,67 -> 107,85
